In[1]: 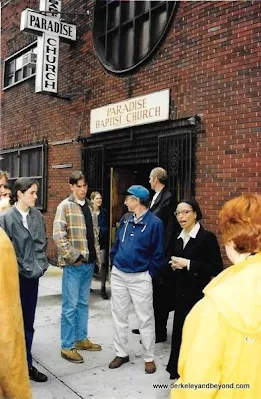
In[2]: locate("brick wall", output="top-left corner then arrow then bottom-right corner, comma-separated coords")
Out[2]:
1,0 -> 260,262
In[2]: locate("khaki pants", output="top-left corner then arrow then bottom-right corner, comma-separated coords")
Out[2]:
111,266 -> 155,362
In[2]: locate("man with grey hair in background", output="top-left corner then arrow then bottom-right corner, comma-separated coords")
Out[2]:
150,167 -> 179,342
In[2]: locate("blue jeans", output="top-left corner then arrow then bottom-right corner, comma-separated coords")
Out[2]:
61,262 -> 94,349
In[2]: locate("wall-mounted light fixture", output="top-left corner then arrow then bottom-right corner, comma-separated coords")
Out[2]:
75,135 -> 86,143
187,114 -> 202,125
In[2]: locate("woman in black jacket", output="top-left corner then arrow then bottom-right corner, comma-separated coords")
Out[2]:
166,199 -> 223,379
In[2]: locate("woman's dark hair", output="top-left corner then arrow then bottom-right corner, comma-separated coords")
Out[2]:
11,177 -> 39,204
178,198 -> 203,221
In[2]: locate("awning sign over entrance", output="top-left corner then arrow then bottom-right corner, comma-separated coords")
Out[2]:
90,89 -> 170,134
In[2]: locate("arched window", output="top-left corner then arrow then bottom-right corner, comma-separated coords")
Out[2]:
93,0 -> 178,73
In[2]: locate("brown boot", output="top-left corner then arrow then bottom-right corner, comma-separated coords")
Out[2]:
61,348 -> 84,363
75,338 -> 102,351
145,361 -> 156,374
109,356 -> 129,369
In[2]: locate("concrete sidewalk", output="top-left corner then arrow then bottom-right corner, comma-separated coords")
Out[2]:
31,266 -> 174,399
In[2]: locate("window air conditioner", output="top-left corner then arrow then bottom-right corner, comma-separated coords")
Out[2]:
23,52 -> 37,68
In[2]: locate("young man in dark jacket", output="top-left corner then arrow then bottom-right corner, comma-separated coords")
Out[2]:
109,185 -> 164,374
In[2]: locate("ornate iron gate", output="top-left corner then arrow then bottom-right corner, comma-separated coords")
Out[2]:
82,122 -> 197,202
158,131 -> 196,201
82,145 -> 104,194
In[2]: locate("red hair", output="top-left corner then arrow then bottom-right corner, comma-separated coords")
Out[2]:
219,193 -> 261,253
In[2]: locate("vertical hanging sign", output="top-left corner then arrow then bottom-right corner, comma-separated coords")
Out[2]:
20,0 -> 76,93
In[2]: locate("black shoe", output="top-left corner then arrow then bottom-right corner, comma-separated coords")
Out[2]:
155,335 -> 167,343
169,373 -> 179,380
101,289 -> 109,299
132,329 -> 140,335
109,356 -> 129,369
29,366 -> 48,382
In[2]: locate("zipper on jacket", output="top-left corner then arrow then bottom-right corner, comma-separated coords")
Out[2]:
121,220 -> 148,241
34,259 -> 43,275
20,220 -> 44,276
122,220 -> 129,242
141,223 -> 147,232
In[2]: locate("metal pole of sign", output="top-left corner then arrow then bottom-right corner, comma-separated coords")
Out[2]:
37,10 -> 90,17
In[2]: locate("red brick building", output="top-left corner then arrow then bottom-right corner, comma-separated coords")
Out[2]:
1,0 -> 260,262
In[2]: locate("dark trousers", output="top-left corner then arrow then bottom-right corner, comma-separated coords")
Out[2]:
100,263 -> 107,289
166,296 -> 200,377
19,274 -> 39,368
166,305 -> 188,378
153,278 -> 174,340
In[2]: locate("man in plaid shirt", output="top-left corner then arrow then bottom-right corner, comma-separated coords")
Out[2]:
53,171 -> 102,363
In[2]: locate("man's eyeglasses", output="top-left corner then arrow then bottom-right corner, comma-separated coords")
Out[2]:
174,210 -> 194,217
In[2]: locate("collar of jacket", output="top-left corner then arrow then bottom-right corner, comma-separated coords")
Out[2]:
12,205 -> 35,220
68,194 -> 79,203
68,195 -> 92,208
151,188 -> 163,205
126,209 -> 151,226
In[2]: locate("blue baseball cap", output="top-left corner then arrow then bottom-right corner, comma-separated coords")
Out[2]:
126,185 -> 150,202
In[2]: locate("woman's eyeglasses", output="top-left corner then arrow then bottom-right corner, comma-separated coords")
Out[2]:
174,210 -> 194,217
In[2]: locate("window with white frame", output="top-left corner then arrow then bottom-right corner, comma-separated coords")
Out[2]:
4,43 -> 37,89
0,142 -> 48,211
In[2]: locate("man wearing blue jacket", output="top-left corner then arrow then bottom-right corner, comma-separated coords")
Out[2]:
109,185 -> 164,374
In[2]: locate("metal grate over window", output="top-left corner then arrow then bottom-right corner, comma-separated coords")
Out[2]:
93,0 -> 178,73
0,142 -> 48,210
158,132 -> 196,201
83,146 -> 104,195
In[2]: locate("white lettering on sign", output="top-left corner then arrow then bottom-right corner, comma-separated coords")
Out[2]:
90,89 -> 170,134
20,0 -> 76,93
23,10 -> 76,40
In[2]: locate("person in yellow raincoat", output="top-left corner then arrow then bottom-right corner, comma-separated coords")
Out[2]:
170,193 -> 261,399
0,227 -> 32,399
